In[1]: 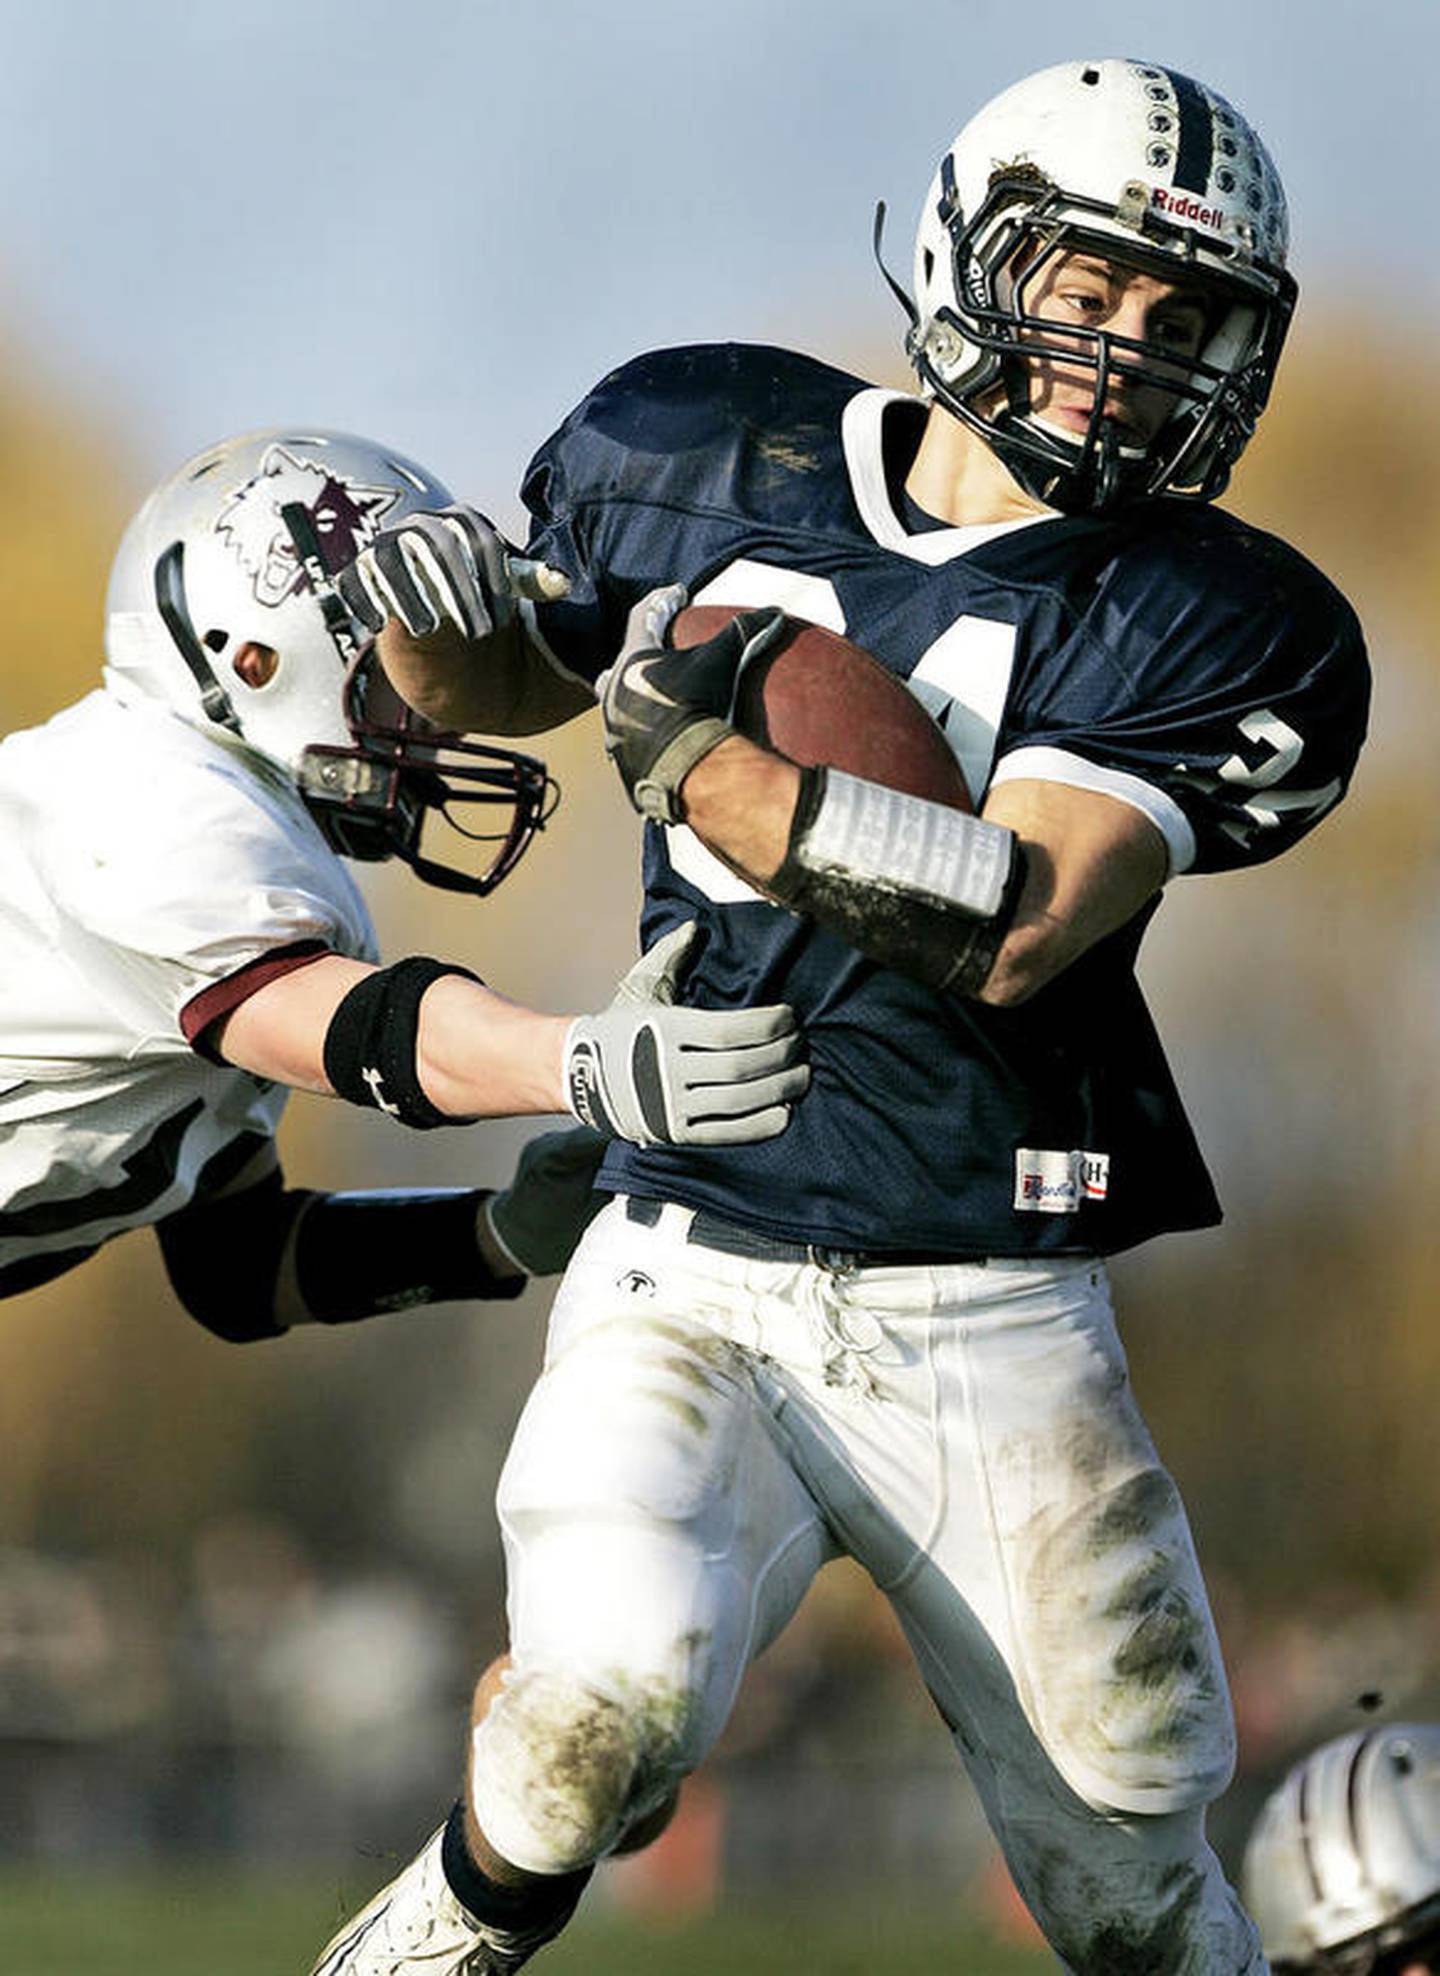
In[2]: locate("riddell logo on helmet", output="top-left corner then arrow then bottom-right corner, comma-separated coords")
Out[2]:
1151,185 -> 1226,233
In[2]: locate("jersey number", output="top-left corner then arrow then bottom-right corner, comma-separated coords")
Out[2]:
1216,708 -> 1341,845
668,562 -> 1017,905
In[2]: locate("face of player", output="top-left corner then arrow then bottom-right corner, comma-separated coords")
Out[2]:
1013,247 -> 1213,447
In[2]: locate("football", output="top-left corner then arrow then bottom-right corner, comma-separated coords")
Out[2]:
669,604 -> 972,811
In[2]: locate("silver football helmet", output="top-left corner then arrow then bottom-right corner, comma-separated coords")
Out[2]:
104,428 -> 552,894
1242,1724 -> 1440,1971
897,58 -> 1296,510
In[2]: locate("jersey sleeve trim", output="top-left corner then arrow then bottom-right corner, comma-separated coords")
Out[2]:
518,599 -> 593,688
181,939 -> 335,1061
989,745 -> 1197,876
842,388 -> 1055,561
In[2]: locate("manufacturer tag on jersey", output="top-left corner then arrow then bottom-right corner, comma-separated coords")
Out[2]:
1013,1148 -> 1110,1214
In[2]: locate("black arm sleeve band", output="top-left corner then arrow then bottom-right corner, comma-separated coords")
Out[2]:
769,765 -> 1027,997
322,957 -> 482,1129
158,1176 -> 524,1343
292,1187 -> 524,1322
157,1168 -> 304,1343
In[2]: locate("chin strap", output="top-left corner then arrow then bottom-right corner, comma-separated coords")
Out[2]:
872,201 -> 920,336
1091,419 -> 1124,509
153,541 -> 243,734
983,407 -> 1134,515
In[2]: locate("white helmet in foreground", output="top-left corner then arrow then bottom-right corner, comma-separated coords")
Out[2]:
900,58 -> 1296,511
104,428 -> 552,894
1242,1724 -> 1440,1972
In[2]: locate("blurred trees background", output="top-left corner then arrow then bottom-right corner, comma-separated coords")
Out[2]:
1,303 -> 1436,1887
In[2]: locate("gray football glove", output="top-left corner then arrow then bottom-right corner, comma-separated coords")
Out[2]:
563,922 -> 808,1146
339,503 -> 569,643
598,586 -> 789,822
484,1125 -> 609,1277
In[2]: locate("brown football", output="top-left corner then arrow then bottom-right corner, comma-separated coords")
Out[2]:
670,603 -> 972,810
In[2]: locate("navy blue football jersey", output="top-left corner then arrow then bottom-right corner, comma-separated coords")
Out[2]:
522,345 -> 1369,1257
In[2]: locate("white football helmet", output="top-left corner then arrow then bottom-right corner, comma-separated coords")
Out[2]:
1242,1724 -> 1440,1972
900,58 -> 1296,510
104,429 -> 552,893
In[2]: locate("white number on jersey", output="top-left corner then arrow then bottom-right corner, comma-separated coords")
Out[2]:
1216,707 -> 1342,847
666,563 -> 1019,906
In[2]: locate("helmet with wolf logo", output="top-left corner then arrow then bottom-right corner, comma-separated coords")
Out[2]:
104,429 -> 551,894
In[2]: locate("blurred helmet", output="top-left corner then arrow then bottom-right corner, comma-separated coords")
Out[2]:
905,58 -> 1296,510
1242,1724 -> 1440,1972
104,428 -> 552,894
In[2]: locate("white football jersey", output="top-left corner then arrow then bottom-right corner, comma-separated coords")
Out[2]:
0,687 -> 379,1292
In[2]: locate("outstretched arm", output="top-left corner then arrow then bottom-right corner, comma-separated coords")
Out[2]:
156,1123 -> 612,1343
215,951 -> 569,1115
213,928 -> 809,1146
377,619 -> 592,736
338,504 -> 592,734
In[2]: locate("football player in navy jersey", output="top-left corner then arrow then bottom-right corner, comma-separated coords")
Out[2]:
314,59 -> 1369,1976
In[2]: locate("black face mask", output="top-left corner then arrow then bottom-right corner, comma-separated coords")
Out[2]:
900,173 -> 1295,513
278,498 -> 557,897
1371,1932 -> 1440,1976
297,646 -> 556,896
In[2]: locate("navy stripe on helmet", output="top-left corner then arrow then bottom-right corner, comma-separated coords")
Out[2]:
1166,70 -> 1215,194
1294,1760 -> 1328,1905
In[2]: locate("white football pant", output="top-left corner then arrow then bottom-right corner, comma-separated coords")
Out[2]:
474,1198 -> 1264,1974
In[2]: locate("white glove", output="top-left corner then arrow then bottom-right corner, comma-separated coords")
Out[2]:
562,924 -> 809,1147
485,1125 -> 609,1277
338,503 -> 569,643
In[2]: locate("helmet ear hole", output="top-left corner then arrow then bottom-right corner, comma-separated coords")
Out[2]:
232,641 -> 279,689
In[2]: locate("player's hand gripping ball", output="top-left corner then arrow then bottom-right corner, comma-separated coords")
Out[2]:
598,584 -> 972,822
670,603 -> 973,811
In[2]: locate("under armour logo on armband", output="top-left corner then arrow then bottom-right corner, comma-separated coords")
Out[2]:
361,1065 -> 400,1118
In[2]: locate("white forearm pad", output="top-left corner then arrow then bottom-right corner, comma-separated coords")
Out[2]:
791,769 -> 1015,916
768,767 -> 1024,996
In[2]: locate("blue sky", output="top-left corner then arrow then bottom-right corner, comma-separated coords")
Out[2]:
0,0 -> 1428,524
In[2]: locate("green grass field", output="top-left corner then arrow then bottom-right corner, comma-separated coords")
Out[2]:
0,1869 -> 1054,1975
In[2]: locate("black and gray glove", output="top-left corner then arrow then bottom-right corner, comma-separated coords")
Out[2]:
484,1125 -> 609,1277
563,922 -> 808,1146
598,586 -> 789,821
339,503 -> 569,642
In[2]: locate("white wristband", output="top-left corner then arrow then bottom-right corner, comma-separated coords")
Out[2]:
799,769 -> 1014,918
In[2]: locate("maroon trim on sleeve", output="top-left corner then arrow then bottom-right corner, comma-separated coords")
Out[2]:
182,939 -> 335,1061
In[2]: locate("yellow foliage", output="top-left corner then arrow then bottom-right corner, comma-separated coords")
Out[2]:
0,357 -> 132,732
